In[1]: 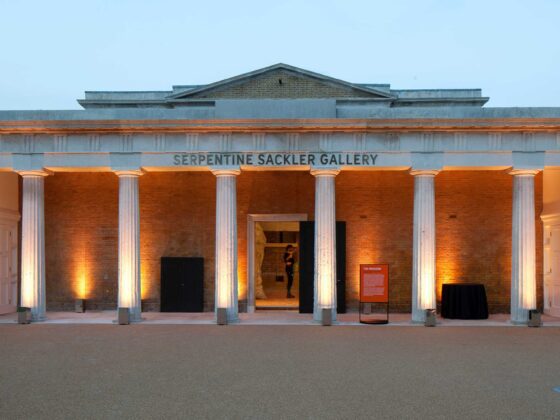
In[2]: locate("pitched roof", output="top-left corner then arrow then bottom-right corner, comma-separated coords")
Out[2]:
167,63 -> 395,100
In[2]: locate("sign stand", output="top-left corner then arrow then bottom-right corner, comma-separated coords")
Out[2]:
359,264 -> 389,325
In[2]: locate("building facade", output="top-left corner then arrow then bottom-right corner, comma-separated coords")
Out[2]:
1,63 -> 559,323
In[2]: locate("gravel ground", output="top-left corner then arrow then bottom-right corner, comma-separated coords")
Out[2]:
1,325 -> 559,419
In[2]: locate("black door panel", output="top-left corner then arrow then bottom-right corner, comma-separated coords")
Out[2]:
298,221 -> 346,314
161,257 -> 204,312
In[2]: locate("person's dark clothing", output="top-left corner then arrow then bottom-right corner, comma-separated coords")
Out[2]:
284,252 -> 295,294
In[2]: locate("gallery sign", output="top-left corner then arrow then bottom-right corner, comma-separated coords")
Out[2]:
172,152 -> 378,167
360,264 -> 389,303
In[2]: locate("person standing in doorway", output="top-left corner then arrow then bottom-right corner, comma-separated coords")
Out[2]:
284,245 -> 296,298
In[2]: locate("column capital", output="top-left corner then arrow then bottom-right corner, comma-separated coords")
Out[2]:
509,168 -> 540,177
409,169 -> 440,177
211,167 -> 241,177
17,169 -> 51,178
114,169 -> 144,177
310,167 -> 340,177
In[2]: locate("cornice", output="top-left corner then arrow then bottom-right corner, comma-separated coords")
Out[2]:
211,167 -> 241,177
1,118 -> 560,134
114,169 -> 144,177
409,169 -> 440,177
310,167 -> 340,177
17,169 -> 51,177
509,169 -> 541,176
541,213 -> 560,225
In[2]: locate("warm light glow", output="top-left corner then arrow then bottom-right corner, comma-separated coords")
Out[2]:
21,270 -> 34,307
72,244 -> 90,299
139,224 -> 155,301
522,272 -> 537,309
141,264 -> 149,300
419,265 -> 436,310
437,259 -> 458,299
119,261 -> 133,307
237,266 -> 246,300
217,265 -> 231,309
317,263 -> 334,308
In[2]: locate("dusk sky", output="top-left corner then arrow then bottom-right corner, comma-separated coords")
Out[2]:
0,0 -> 559,109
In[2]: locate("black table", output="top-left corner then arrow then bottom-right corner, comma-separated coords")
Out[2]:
441,283 -> 489,319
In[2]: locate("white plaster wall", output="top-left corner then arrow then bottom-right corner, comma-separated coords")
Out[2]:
543,168 -> 560,216
0,172 -> 19,211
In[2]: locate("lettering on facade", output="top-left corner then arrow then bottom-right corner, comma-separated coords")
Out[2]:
172,152 -> 378,167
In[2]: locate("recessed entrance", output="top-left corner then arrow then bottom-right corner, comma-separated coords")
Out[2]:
247,214 -> 307,312
544,218 -> 560,317
255,221 -> 300,309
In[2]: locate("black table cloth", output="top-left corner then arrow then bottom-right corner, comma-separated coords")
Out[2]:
441,283 -> 489,319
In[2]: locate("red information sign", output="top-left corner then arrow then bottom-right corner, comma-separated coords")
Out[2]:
360,264 -> 389,303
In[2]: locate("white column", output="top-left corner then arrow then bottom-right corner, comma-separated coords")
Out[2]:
19,170 -> 49,321
311,168 -> 339,322
510,169 -> 539,324
411,170 -> 439,323
116,170 -> 143,322
212,168 -> 240,323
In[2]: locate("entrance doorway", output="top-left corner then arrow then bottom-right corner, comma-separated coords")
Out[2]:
247,214 -> 307,312
256,221 -> 300,310
545,225 -> 560,317
0,216 -> 18,315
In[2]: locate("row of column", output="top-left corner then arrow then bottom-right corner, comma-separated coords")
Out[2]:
19,167 -> 539,324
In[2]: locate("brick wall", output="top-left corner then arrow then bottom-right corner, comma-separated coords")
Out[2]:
435,171 -> 543,312
189,70 -> 374,99
44,170 -> 543,313
139,172 -> 216,311
45,173 -> 118,310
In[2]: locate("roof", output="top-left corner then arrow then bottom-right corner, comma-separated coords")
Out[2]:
77,63 -> 489,109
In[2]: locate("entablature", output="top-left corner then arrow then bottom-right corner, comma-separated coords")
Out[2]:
1,130 -> 559,155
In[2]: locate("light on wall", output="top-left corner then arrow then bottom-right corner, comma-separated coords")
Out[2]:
72,244 -> 90,300
141,268 -> 149,300
237,267 -> 246,300
74,266 -> 88,300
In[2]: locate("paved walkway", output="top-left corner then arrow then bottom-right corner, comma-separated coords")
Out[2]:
1,310 -> 560,326
0,324 -> 559,419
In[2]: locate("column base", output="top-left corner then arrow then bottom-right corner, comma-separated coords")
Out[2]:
510,310 -> 529,325
215,316 -> 239,324
313,308 -> 337,323
129,311 -> 142,323
214,311 -> 240,325
411,310 -> 426,323
31,313 -> 46,322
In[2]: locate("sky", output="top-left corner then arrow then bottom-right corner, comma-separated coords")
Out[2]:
0,0 -> 559,110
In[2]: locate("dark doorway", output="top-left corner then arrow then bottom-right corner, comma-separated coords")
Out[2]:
298,221 -> 346,314
160,257 -> 204,312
